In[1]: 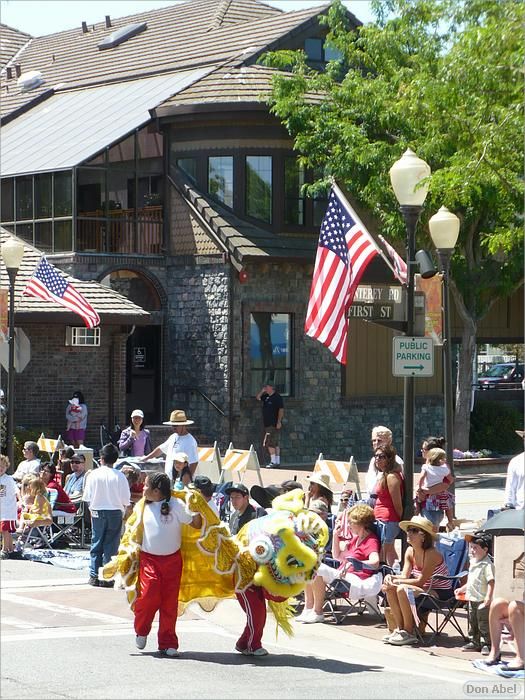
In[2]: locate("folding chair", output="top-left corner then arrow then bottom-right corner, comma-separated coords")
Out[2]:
323,558 -> 384,625
415,534 -> 469,646
48,501 -> 87,548
14,523 -> 53,555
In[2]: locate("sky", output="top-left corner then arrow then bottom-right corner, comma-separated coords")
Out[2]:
0,0 -> 375,36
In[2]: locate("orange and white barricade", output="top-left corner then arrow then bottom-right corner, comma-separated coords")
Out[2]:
195,442 -> 222,483
37,433 -> 64,460
313,453 -> 361,500
220,443 -> 263,486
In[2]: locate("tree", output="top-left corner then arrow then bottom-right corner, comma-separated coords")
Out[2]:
263,0 -> 524,448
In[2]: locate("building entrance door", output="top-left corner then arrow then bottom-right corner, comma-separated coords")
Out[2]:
126,325 -> 161,425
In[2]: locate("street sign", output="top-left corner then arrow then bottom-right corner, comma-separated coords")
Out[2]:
392,336 -> 434,377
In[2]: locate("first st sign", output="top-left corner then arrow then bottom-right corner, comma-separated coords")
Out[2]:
392,336 -> 434,377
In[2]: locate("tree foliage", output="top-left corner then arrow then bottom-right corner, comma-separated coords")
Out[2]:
263,0 -> 524,317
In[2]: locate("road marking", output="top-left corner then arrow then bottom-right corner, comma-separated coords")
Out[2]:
1,616 -> 48,629
1,578 -> 87,590
1,591 -> 130,624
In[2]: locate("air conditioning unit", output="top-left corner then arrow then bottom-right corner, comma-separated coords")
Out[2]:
17,70 -> 44,92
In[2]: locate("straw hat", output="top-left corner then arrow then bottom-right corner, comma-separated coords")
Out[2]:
163,409 -> 194,426
307,473 -> 333,493
399,515 -> 436,539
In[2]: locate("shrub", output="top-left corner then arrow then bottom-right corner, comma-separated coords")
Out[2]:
470,400 -> 523,455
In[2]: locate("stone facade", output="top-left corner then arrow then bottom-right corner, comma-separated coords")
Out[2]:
165,258 -> 445,463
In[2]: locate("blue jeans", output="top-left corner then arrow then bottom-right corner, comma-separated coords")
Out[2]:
89,509 -> 123,579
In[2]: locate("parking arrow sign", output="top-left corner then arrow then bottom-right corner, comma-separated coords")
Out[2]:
392,337 -> 434,377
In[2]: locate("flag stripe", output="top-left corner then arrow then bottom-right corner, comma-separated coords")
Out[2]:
23,257 -> 100,329
379,234 -> 408,285
304,187 -> 379,364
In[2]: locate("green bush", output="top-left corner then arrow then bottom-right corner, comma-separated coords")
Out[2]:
13,427 -> 57,467
470,400 -> 524,455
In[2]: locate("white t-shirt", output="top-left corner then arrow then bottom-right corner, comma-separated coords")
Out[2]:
13,458 -> 41,481
0,473 -> 18,521
504,452 -> 524,509
421,463 -> 450,489
141,497 -> 194,555
160,432 -> 198,479
82,465 -> 131,513
365,454 -> 404,494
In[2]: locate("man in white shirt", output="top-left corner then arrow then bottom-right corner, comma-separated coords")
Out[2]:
503,430 -> 524,510
365,426 -> 404,496
142,409 -> 198,479
12,442 -> 41,481
83,443 -> 130,587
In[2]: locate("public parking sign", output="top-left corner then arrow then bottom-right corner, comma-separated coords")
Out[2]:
392,336 -> 434,377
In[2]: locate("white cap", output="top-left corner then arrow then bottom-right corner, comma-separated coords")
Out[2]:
131,409 -> 144,419
174,452 -> 189,463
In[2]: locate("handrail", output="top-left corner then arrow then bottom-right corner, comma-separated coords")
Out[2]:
177,386 -> 226,417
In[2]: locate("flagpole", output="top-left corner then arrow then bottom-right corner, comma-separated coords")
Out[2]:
331,181 -> 400,281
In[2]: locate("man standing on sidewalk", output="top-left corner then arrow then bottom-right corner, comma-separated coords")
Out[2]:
83,443 -> 130,587
256,381 -> 284,469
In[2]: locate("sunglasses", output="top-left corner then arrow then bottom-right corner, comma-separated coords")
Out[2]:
406,527 -> 423,534
374,454 -> 387,460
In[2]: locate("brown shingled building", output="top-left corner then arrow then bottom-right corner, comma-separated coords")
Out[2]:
0,0 -> 522,460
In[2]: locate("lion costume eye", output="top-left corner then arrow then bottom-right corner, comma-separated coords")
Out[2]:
249,535 -> 274,564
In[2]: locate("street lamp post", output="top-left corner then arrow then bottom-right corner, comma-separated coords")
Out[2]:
389,149 -> 431,519
429,207 -> 460,499
1,238 -> 25,471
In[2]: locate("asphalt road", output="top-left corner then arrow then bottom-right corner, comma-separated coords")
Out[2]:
1,559 -> 514,700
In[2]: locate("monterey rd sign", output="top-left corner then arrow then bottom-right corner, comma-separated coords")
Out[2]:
392,336 -> 434,377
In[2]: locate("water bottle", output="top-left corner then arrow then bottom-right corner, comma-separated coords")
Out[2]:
393,560 -> 401,574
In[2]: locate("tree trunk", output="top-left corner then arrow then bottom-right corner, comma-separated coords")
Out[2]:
451,284 -> 478,451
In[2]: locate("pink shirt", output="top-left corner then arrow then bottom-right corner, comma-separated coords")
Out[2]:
337,532 -> 380,580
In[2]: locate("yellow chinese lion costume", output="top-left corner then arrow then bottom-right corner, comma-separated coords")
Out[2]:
102,488 -> 328,636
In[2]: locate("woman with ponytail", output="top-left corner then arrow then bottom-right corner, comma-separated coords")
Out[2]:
133,472 -> 201,657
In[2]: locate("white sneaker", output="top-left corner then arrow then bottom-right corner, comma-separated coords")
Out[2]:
383,629 -> 400,643
388,630 -> 418,646
135,635 -> 147,650
165,648 -> 180,657
247,647 -> 268,657
295,609 -> 314,623
302,612 -> 325,624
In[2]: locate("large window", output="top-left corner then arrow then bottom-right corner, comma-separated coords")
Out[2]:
249,312 -> 292,396
284,158 -> 305,225
246,155 -> 272,223
208,156 -> 233,207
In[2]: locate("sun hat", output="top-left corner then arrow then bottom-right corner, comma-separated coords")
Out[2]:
163,409 -> 194,426
399,515 -> 436,539
173,452 -> 189,464
307,472 -> 333,493
131,409 -> 144,419
250,484 -> 284,509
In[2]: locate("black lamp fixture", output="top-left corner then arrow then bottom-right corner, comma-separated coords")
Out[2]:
389,148 -> 431,520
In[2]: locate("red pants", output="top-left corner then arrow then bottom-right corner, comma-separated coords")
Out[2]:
134,550 -> 183,650
235,584 -> 267,652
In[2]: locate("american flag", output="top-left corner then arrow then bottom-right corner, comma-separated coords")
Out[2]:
23,256 -> 100,329
379,234 -> 408,285
304,185 -> 379,364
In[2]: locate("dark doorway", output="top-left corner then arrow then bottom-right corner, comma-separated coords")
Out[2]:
126,325 -> 161,425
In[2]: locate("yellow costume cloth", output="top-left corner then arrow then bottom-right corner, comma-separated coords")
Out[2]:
102,488 -> 328,636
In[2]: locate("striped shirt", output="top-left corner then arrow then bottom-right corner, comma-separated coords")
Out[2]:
412,557 -> 450,590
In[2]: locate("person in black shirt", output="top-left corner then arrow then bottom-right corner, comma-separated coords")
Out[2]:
225,483 -> 265,535
256,381 -> 284,469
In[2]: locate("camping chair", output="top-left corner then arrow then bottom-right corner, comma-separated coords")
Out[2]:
323,558 -> 384,625
415,534 -> 469,646
14,522 -> 53,554
48,501 -> 87,548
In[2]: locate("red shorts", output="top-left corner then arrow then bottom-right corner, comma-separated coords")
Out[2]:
0,520 -> 17,533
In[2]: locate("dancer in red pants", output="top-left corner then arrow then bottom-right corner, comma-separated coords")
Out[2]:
134,472 -> 201,657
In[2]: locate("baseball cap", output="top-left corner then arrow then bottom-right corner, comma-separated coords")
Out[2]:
225,482 -> 249,496
194,475 -> 215,498
131,409 -> 144,419
174,452 -> 189,463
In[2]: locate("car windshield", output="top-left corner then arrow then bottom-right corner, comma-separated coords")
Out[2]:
482,365 -> 513,378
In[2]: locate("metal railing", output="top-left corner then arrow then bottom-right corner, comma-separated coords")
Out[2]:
76,206 -> 163,254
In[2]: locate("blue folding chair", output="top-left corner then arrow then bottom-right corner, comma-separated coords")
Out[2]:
415,534 -> 469,645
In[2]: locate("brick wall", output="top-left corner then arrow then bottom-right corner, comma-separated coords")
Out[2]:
12,324 -> 127,450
